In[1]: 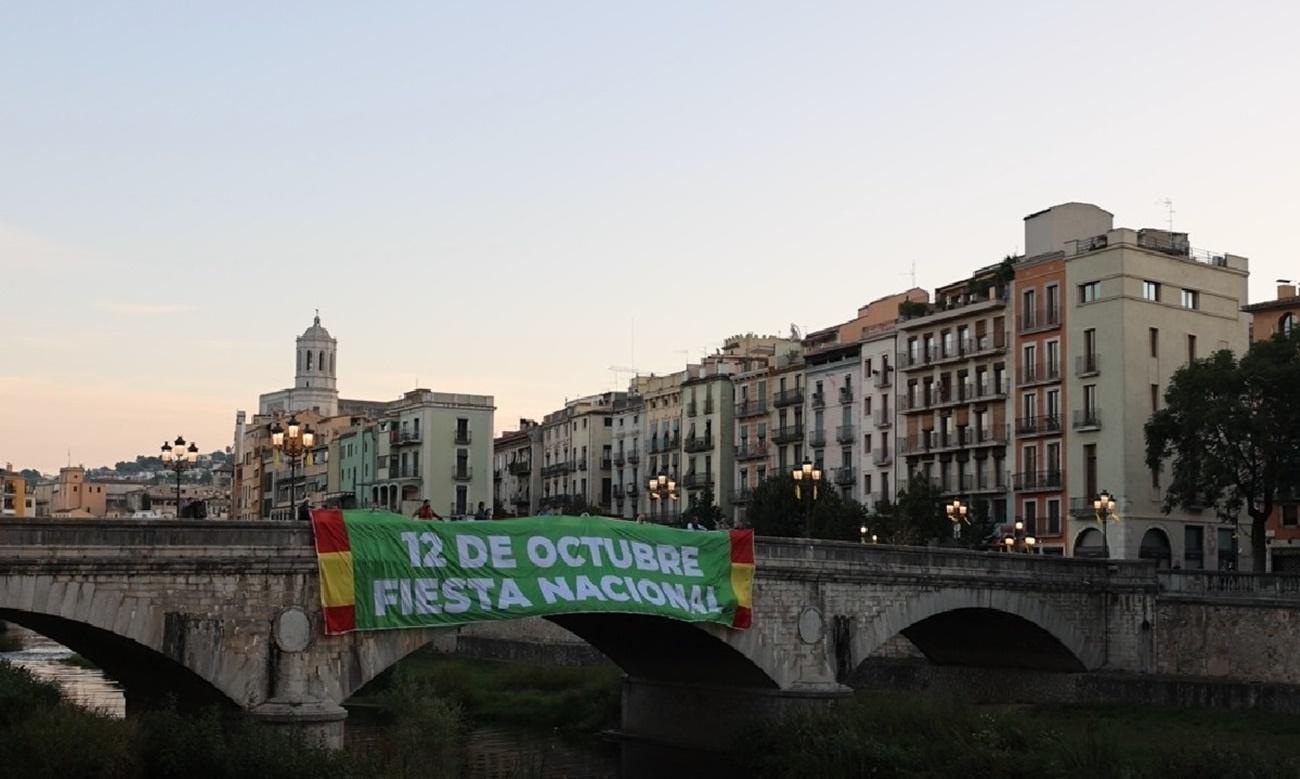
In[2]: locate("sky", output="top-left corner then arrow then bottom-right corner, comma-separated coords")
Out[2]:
4,1 -> 1300,473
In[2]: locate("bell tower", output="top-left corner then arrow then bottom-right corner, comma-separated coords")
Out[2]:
295,310 -> 337,392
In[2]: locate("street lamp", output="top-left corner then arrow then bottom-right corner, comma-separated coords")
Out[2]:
792,458 -> 822,537
1004,518 -> 1038,553
647,472 -> 679,523
269,415 -> 315,519
858,524 -> 879,545
160,436 -> 198,518
946,498 -> 969,540
1093,490 -> 1118,558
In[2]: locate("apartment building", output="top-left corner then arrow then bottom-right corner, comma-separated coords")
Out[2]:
611,396 -> 645,519
1,470 -> 30,517
769,354 -> 807,478
379,389 -> 495,518
897,267 -> 1014,527
540,392 -> 622,514
861,327 -> 899,511
331,419 -> 378,509
682,368 -> 737,511
1242,282 -> 1300,571
1028,203 -> 1251,566
805,341 -> 863,501
493,419 -> 540,517
638,373 -> 685,522
732,365 -> 772,521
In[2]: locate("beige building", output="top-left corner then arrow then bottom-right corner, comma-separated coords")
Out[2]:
259,314 -> 342,417
540,392 -> 622,514
611,396 -> 645,519
376,389 -> 495,518
493,419 -> 540,517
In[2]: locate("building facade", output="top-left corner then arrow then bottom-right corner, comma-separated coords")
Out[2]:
493,419 -> 540,517
259,314 -> 341,417
540,392 -> 622,514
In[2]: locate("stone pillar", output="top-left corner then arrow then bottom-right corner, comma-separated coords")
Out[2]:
618,677 -> 849,779
249,607 -> 348,749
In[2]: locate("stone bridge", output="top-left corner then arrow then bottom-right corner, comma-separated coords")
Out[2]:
2,520 -> 1297,758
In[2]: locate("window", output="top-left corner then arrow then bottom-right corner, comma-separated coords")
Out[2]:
1045,284 -> 1059,322
1149,327 -> 1159,358
1187,334 -> 1198,362
1083,384 -> 1097,412
1047,499 -> 1061,535
1142,281 -> 1161,301
1281,314 -> 1296,336
1046,340 -> 1059,374
1084,444 -> 1097,498
1079,282 -> 1100,303
1046,389 -> 1060,419
1181,289 -> 1199,309
1284,505 -> 1298,527
1151,466 -> 1160,489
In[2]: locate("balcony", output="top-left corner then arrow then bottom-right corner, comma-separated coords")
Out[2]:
735,400 -> 768,418
1019,308 -> 1061,334
836,424 -> 856,444
1076,354 -> 1101,377
811,392 -> 826,408
808,428 -> 827,447
614,453 -> 626,467
451,466 -> 473,481
613,484 -> 625,499
873,369 -> 893,389
686,402 -> 698,417
453,429 -> 471,445
731,488 -> 754,504
1013,470 -> 1063,492
393,430 -> 422,445
600,456 -> 613,470
577,459 -> 588,471
510,491 -> 530,506
1069,497 -> 1100,518
773,388 -> 804,407
541,463 -> 566,478
839,387 -> 854,404
735,441 -> 769,461
873,448 -> 893,466
772,424 -> 805,444
508,460 -> 531,475
1017,363 -> 1062,387
971,471 -> 1009,493
704,400 -> 714,414
1015,415 -> 1062,437
972,424 -> 1010,447
627,452 -> 641,465
899,332 -> 1009,371
875,408 -> 893,428
834,466 -> 856,486
1072,409 -> 1102,431
682,472 -> 713,489
684,434 -> 713,453
626,484 -> 639,498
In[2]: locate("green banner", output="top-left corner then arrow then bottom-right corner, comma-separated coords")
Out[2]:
311,510 -> 755,634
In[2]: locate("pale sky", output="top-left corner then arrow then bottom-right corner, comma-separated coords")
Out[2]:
4,2 -> 1299,473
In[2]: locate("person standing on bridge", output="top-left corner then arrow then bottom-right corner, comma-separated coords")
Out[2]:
296,498 -> 311,522
413,499 -> 442,521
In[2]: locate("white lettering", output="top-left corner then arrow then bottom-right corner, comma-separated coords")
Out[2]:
442,579 -> 471,614
600,575 -> 629,602
574,575 -> 606,602
497,578 -> 532,609
527,537 -> 558,568
689,584 -> 706,615
399,579 -> 414,615
604,539 -> 633,569
662,582 -> 688,612
630,542 -> 659,572
636,579 -> 667,605
489,536 -> 517,568
681,546 -> 702,577
706,586 -> 720,613
580,537 -> 606,567
374,579 -> 399,617
466,578 -> 495,609
656,544 -> 683,576
557,536 -> 585,567
400,532 -> 421,567
623,576 -> 644,603
457,535 -> 489,569
414,578 -> 440,614
538,576 -> 575,604
400,532 -> 447,568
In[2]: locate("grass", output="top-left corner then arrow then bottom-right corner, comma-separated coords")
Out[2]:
739,691 -> 1300,779
353,651 -> 622,734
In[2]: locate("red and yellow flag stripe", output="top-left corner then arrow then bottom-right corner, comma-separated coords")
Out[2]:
311,509 -> 357,635
729,529 -> 754,629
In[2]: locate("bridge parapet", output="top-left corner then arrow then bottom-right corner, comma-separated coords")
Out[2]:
1158,570 -> 1300,603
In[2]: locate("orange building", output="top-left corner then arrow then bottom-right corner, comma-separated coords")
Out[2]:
2,470 -> 30,517
1242,281 -> 1300,570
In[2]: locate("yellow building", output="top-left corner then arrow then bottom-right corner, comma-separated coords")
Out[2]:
1,470 -> 30,518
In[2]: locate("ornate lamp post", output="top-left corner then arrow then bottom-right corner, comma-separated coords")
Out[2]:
646,472 -> 679,523
792,458 -> 822,537
1003,518 -> 1038,553
160,436 -> 198,518
945,498 -> 969,541
858,524 -> 878,544
269,415 -> 315,519
1093,490 -> 1118,558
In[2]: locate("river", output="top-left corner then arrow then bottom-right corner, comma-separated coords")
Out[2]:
0,623 -> 618,778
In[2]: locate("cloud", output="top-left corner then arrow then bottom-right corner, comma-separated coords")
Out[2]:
96,302 -> 190,316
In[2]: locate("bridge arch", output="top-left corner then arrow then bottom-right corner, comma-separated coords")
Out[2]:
852,588 -> 1102,672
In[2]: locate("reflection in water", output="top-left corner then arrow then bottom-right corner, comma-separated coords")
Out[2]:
0,623 -> 126,717
0,623 -> 619,778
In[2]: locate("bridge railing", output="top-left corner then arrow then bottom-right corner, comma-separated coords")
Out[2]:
1158,570 -> 1300,601
0,519 -> 315,548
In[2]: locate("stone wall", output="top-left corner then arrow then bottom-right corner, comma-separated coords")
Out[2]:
1157,596 -> 1300,685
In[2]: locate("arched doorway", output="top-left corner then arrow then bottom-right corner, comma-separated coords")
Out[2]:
1073,527 -> 1105,558
1139,527 -> 1173,569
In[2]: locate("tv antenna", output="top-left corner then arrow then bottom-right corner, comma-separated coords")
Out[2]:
1157,198 -> 1175,232
901,259 -> 917,288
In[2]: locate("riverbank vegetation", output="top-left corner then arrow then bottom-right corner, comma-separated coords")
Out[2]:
741,691 -> 1300,778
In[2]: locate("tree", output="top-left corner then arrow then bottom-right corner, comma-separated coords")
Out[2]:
682,487 -> 725,529
745,474 -> 867,540
871,476 -> 949,546
1145,331 -> 1300,571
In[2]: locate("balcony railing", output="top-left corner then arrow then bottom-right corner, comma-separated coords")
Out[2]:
451,466 -> 473,481
614,453 -> 626,467
1076,354 -> 1101,377
735,441 -> 769,461
735,400 -> 768,418
508,460 -> 531,475
1072,409 -> 1102,430
808,428 -> 827,447
873,448 -> 893,466
836,424 -> 856,444
684,434 -> 713,453
1019,308 -> 1061,333
873,369 -> 892,388
541,463 -> 565,478
612,485 -> 625,499
453,430 -> 471,445
682,472 -> 713,489
686,402 -> 698,417
834,466 -> 856,485
971,471 -> 1009,493
839,387 -> 854,404
1014,415 -> 1062,437
1017,363 -> 1062,386
773,388 -> 804,407
627,452 -> 641,465
1012,470 -> 1063,492
731,488 -> 754,504
875,408 -> 893,428
811,392 -> 826,408
972,425 -> 1009,446
394,430 -> 422,444
772,424 -> 805,444
600,457 -> 613,470
1069,497 -> 1100,518
577,459 -> 588,471
704,400 -> 714,414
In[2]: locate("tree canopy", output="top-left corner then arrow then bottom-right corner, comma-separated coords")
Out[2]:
1145,330 -> 1300,571
744,474 -> 867,541
682,486 -> 725,529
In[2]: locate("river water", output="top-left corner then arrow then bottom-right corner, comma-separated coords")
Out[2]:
0,623 -> 617,778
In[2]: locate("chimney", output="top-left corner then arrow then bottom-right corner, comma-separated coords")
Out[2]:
1278,280 -> 1296,300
